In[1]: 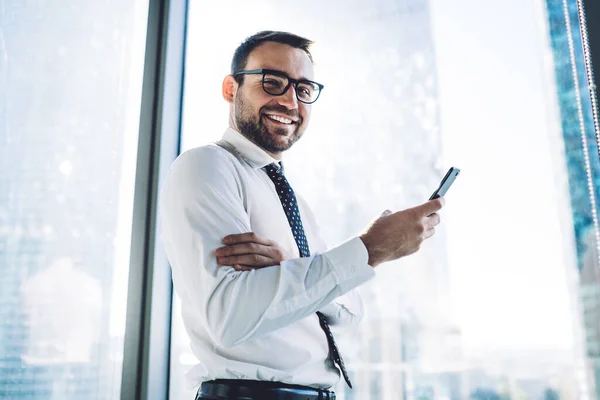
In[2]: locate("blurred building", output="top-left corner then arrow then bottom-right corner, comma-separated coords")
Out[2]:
0,2 -> 140,398
545,0 -> 600,398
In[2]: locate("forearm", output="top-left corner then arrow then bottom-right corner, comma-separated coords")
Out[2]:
201,237 -> 373,347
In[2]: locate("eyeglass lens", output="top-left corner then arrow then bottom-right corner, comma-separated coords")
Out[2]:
262,72 -> 320,103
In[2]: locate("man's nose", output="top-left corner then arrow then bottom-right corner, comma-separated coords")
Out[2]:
277,84 -> 299,110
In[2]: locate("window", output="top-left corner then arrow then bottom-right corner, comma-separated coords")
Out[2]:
0,2 -> 149,398
171,0 -> 599,399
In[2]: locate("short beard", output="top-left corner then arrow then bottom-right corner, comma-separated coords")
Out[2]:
234,91 -> 303,154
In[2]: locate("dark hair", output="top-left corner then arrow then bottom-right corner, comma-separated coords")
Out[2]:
231,31 -> 314,83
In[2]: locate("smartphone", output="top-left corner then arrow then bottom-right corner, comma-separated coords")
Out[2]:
429,167 -> 460,200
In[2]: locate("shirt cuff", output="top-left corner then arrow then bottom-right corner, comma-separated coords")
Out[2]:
324,236 -> 375,293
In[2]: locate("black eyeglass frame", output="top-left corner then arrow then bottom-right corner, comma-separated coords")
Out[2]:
233,68 -> 324,104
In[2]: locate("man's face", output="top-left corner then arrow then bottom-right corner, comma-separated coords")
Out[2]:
232,42 -> 314,156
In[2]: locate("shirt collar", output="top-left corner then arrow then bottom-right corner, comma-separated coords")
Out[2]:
221,127 -> 281,170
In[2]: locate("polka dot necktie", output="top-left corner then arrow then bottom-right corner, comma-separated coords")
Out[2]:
264,163 -> 353,389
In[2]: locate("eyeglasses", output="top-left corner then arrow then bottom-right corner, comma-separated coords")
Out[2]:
233,68 -> 324,104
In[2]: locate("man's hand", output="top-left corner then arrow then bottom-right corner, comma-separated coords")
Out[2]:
216,232 -> 292,271
359,198 -> 445,268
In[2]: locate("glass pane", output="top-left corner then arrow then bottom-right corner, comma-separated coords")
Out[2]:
0,1 -> 149,398
172,0 -> 599,399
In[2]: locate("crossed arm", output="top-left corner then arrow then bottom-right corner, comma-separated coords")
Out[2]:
160,148 -> 375,348
215,232 -> 365,327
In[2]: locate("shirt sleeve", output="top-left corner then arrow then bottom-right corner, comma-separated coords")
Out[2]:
317,289 -> 365,329
159,146 -> 375,348
296,192 -> 369,329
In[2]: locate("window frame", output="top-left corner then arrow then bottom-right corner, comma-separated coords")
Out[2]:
122,0 -> 600,399
120,0 -> 188,399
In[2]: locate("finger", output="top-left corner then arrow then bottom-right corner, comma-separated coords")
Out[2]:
218,254 -> 277,267
424,227 -> 436,239
216,242 -> 270,257
222,232 -> 273,246
425,212 -> 441,229
233,264 -> 256,272
416,197 -> 445,217
217,243 -> 286,262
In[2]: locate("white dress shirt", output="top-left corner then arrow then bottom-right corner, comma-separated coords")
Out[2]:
159,127 -> 375,390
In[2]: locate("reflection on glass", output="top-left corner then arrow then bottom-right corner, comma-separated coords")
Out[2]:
0,1 -> 148,398
172,0 -> 598,399
20,257 -> 102,365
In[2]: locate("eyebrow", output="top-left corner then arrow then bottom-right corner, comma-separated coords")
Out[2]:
264,68 -> 313,82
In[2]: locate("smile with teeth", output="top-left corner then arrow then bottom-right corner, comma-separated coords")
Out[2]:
265,114 -> 295,125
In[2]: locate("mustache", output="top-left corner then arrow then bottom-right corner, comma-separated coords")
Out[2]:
260,105 -> 301,122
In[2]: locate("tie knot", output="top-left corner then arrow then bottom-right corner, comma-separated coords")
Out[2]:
264,163 -> 284,176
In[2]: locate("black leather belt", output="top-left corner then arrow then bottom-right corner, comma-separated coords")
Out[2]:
196,379 -> 336,400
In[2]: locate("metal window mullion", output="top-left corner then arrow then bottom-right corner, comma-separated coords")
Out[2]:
121,0 -> 187,399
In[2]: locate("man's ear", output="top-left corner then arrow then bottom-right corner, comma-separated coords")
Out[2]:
222,75 -> 237,104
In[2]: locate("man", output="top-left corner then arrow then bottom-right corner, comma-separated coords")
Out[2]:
160,31 -> 443,400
